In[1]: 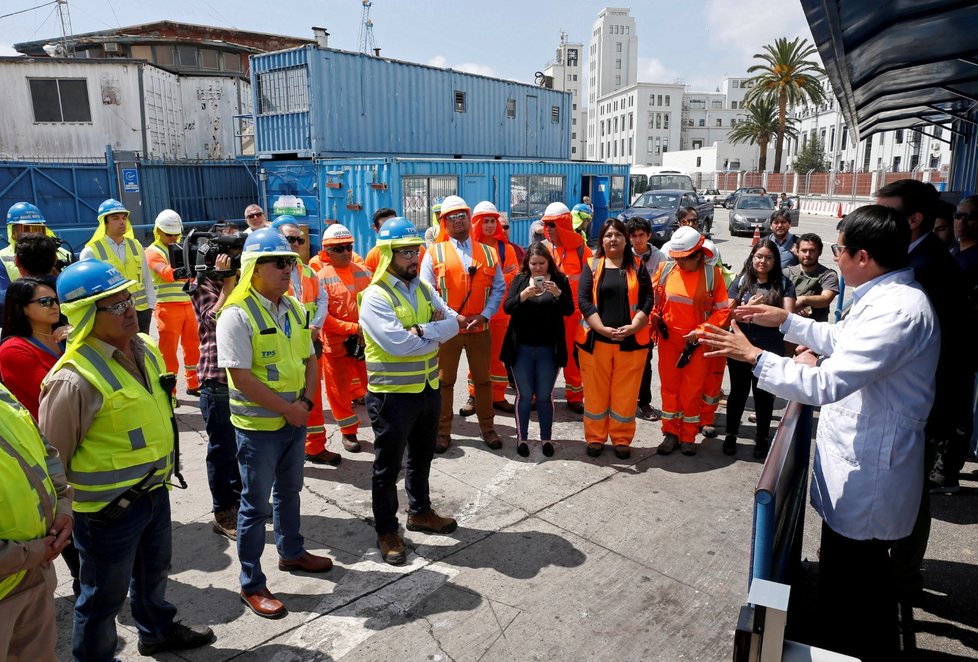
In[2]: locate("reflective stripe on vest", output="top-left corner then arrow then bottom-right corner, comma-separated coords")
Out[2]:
574,257 -> 650,346
90,237 -> 150,310
59,335 -> 174,512
226,291 -> 311,431
361,276 -> 440,394
146,243 -> 190,303
655,261 -> 719,325
431,241 -> 497,332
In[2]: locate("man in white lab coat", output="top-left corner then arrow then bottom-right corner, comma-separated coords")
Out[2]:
701,204 -> 941,661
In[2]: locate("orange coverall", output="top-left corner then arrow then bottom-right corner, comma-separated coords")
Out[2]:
145,244 -> 200,391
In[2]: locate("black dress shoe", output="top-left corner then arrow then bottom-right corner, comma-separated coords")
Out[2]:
137,622 -> 215,655
542,441 -> 554,457
517,442 -> 529,457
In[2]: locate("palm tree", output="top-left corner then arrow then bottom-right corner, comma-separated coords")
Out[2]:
744,37 -> 826,173
727,97 -> 797,172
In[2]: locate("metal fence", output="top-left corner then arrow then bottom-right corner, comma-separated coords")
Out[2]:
714,169 -> 947,200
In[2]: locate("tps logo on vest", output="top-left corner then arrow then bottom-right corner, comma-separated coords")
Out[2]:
261,350 -> 277,358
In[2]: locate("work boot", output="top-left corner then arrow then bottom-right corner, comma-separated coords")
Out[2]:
493,399 -> 515,413
341,434 -> 361,453
305,450 -> 342,466
377,532 -> 406,565
637,403 -> 661,421
482,429 -> 503,450
700,425 -> 718,438
406,509 -> 458,535
613,445 -> 631,459
212,508 -> 237,540
586,443 -> 604,457
680,441 -> 697,456
435,434 -> 451,454
459,396 -> 476,416
657,434 -> 679,455
567,401 -> 585,415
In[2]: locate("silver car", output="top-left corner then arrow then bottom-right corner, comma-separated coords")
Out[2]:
728,195 -> 775,236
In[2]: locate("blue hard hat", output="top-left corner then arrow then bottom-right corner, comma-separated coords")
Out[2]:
7,202 -> 46,225
377,217 -> 423,246
243,227 -> 293,254
97,198 -> 129,221
571,203 -> 592,218
271,215 -> 298,229
56,259 -> 132,304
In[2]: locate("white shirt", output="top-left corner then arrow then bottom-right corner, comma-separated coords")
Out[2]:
359,273 -> 459,358
80,237 -> 157,308
216,288 -> 312,370
753,268 -> 940,541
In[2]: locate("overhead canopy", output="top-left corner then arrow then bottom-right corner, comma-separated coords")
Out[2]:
801,0 -> 978,142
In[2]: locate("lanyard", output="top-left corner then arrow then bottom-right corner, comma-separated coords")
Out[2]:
27,335 -> 64,360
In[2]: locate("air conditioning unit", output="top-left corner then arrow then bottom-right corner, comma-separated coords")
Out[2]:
103,43 -> 121,53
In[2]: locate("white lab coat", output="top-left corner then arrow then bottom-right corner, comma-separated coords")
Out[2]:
755,268 -> 940,541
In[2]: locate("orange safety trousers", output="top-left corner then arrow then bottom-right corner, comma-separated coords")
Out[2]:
322,352 -> 367,435
658,337 -> 711,443
155,301 -> 200,390
578,342 -> 646,446
304,360 -> 328,455
699,355 -> 726,427
467,316 -> 509,401
562,312 -> 584,403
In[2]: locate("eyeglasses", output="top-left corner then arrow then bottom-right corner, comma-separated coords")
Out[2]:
679,218 -> 698,227
445,212 -> 467,222
953,211 -> 977,222
246,211 -> 264,219
29,296 -> 59,308
752,253 -> 775,262
393,248 -> 421,258
96,296 -> 135,316
285,235 -> 306,245
830,244 -> 847,257
500,224 -> 510,230
257,256 -> 297,269
329,244 -> 354,253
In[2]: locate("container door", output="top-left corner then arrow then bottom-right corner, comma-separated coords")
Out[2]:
462,174 -> 488,205
114,151 -> 144,230
525,96 -> 539,158
589,176 -> 610,241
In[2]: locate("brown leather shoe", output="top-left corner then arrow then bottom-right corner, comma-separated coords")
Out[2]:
458,395 -> 476,416
482,429 -> 503,450
341,434 -> 361,453
212,508 -> 237,540
278,551 -> 333,573
240,587 -> 287,619
305,450 -> 342,466
377,532 -> 406,565
435,434 -> 451,454
492,399 -> 515,413
406,509 -> 458,535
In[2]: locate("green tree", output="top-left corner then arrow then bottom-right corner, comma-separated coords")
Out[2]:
744,37 -> 826,173
727,97 -> 797,172
792,136 -> 828,173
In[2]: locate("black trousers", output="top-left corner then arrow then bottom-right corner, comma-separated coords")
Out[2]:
367,385 -> 440,534
637,346 -> 654,407
724,358 -> 775,440
817,520 -> 898,660
137,308 -> 153,335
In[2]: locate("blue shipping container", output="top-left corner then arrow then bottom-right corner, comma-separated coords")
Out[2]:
251,46 -> 572,161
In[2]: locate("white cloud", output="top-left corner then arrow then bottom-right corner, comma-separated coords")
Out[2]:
704,0 -> 815,65
427,55 -> 448,69
0,42 -> 18,57
638,57 -> 680,84
427,54 -> 497,78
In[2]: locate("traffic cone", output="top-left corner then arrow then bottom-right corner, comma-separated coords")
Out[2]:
836,203 -> 844,218
751,225 -> 761,246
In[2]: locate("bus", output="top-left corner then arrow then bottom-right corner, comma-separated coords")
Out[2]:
629,166 -> 696,200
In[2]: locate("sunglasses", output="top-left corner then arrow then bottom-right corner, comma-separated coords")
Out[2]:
30,296 -> 59,308
329,244 -> 354,252
544,222 -> 556,228
96,296 -> 135,316
246,211 -> 265,219
393,248 -> 421,258
257,257 -> 297,269
285,235 -> 306,245
445,212 -> 467,222
953,211 -> 977,222
501,224 -> 510,230
679,218 -> 698,226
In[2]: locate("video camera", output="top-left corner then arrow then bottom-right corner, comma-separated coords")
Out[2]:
168,227 -> 246,282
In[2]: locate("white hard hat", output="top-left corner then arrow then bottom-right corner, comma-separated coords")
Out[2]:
154,209 -> 183,234
439,195 -> 470,218
472,200 -> 499,218
542,202 -> 570,219
322,223 -> 354,245
702,239 -> 719,266
667,226 -> 706,259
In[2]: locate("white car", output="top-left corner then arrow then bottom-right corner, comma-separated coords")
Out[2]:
703,189 -> 725,206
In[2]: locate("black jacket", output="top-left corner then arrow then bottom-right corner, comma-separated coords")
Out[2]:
499,271 -> 574,367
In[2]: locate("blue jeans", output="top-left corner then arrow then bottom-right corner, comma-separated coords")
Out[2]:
235,424 -> 306,593
200,380 -> 242,512
511,344 -> 559,441
72,487 -> 177,662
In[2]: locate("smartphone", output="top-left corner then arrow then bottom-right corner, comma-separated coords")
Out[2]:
533,276 -> 545,287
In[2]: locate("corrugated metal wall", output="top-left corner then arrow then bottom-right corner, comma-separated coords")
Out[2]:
252,46 -> 571,160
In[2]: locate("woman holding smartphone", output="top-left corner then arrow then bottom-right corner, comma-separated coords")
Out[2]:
500,243 -> 574,457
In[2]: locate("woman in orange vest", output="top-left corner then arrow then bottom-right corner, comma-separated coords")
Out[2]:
652,227 -> 731,456
316,224 -> 373,452
576,218 -> 653,459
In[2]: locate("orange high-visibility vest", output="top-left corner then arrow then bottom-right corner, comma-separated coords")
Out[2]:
575,257 -> 651,346
430,240 -> 498,333
548,242 -> 592,301
288,263 -> 319,323
652,262 -> 730,336
318,261 -> 373,354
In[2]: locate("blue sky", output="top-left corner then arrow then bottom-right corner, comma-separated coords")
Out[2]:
0,0 -> 814,94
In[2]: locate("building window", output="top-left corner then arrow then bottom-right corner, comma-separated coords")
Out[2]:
647,137 -> 654,152
223,52 -> 242,72
893,155 -> 902,171
29,78 -> 92,122
655,114 -> 661,129
200,49 -> 219,70
730,119 -> 737,128
629,113 -> 633,130
177,45 -> 198,68
615,59 -> 622,70
155,45 -> 175,66
716,119 -> 722,127
830,127 -> 836,151
551,106 -> 560,123
401,175 -> 458,229
648,117 -> 655,130
712,100 -> 722,109
731,101 -> 738,109
841,128 -> 848,150
692,139 -> 703,149
506,98 -> 516,119
616,75 -> 621,86
732,80 -> 739,88
613,117 -> 618,132
616,42 -> 622,53
895,129 -> 903,144
663,115 -> 669,129
657,95 -> 663,106
454,90 -> 466,113
696,157 -> 702,167
698,119 -> 705,127
929,155 -> 940,168
665,95 -> 670,107
572,132 -> 576,139
510,175 -> 565,219
934,127 -> 942,139
258,67 -> 310,114
628,137 -> 633,156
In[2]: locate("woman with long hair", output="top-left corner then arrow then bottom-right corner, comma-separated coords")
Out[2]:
0,278 -> 67,419
500,242 -> 574,457
723,239 -> 796,457
576,219 -> 653,459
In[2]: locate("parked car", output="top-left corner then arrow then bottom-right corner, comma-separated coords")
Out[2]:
728,194 -> 776,236
724,187 -> 767,208
618,189 -> 714,246
780,196 -> 801,226
703,189 -> 725,206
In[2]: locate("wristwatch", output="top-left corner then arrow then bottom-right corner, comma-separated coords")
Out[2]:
298,396 -> 314,411
413,324 -> 424,338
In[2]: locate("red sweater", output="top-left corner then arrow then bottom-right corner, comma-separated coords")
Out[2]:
0,336 -> 60,420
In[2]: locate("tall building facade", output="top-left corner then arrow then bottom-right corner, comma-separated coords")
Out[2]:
542,33 -> 587,160
586,8 -> 637,160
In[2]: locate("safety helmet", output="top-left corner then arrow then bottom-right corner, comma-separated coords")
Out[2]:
472,201 -> 500,219
542,202 -> 571,220
57,259 -> 134,305
7,202 -> 46,226
702,239 -> 720,266
154,209 -> 183,235
439,195 -> 470,219
271,215 -> 299,229
667,226 -> 707,259
243,227 -> 295,255
571,203 -> 592,219
97,198 -> 129,223
377,217 -> 423,247
432,196 -> 445,214
322,223 -> 354,246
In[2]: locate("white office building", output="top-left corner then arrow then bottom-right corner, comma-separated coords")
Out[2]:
586,7 -> 638,160
541,33 -> 587,160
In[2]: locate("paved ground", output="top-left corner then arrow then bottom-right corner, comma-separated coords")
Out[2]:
50,209 -> 978,661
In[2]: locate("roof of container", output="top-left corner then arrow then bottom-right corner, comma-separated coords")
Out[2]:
801,0 -> 978,141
